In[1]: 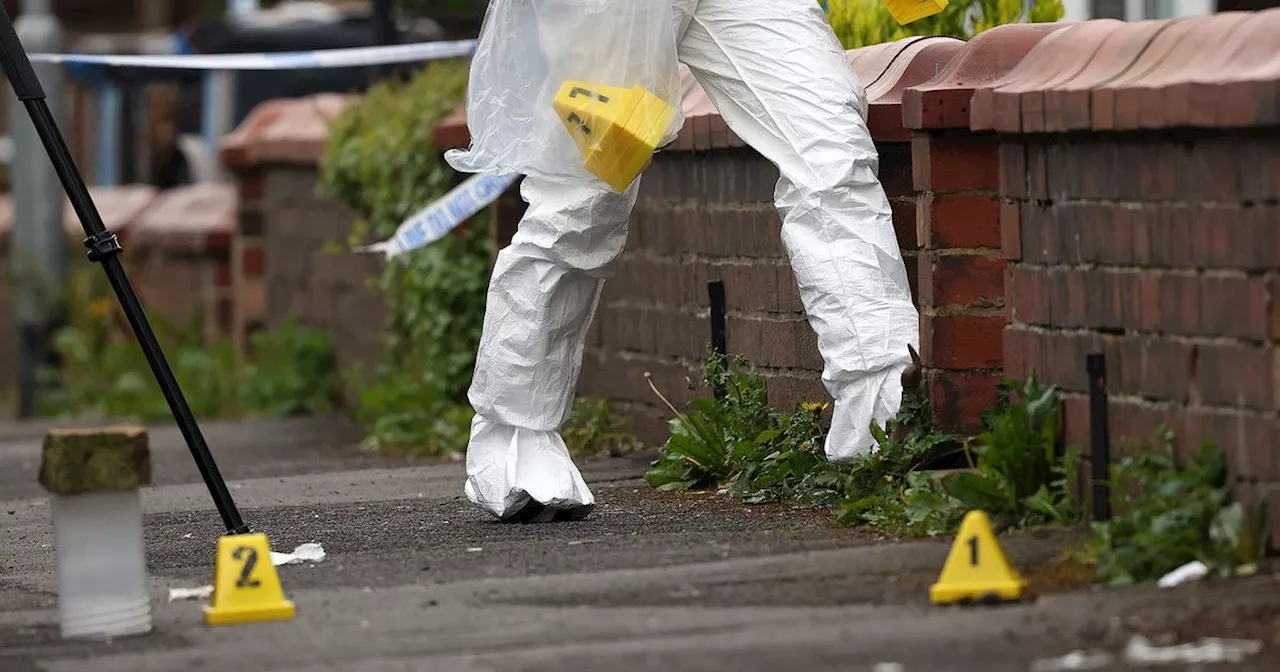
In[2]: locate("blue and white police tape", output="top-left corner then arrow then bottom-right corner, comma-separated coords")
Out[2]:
28,39 -> 477,71
355,172 -> 519,259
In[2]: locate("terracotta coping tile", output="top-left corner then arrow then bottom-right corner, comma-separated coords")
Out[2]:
904,22 -> 1070,131
1203,10 -> 1280,128
220,94 -> 352,170
1172,8 -> 1280,129
956,12 -> 1278,133
1112,12 -> 1254,131
865,37 -> 966,102
852,37 -> 929,88
970,20 -> 1125,133
865,37 -> 966,142
968,26 -> 1078,132
1090,16 -> 1213,131
1015,20 -> 1128,134
129,183 -> 238,253
1044,19 -> 1173,132
0,184 -> 158,244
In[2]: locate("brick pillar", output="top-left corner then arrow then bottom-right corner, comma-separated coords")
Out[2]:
230,166 -> 267,356
220,95 -> 347,357
910,134 -> 1005,431
863,36 -> 969,320
901,23 -> 1064,432
121,182 -> 237,350
206,243 -> 234,348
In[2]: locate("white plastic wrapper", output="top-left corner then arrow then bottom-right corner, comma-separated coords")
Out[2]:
271,542 -> 326,566
1124,636 -> 1263,665
445,0 -> 685,190
1030,651 -> 1113,671
1156,560 -> 1208,588
167,585 -> 214,602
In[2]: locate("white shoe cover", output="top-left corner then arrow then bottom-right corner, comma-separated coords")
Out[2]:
463,415 -> 595,520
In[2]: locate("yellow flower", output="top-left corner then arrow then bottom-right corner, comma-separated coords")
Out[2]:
89,298 -> 112,318
800,401 -> 830,413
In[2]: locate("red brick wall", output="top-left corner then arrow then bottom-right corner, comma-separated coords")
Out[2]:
969,12 -> 1280,536
231,167 -> 267,355
912,133 -> 1006,431
1001,134 -> 1278,450
220,95 -> 485,398
578,150 -> 830,445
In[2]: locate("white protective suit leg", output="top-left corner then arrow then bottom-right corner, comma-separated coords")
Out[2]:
464,176 -> 640,522
675,0 -> 919,461
463,0 -> 918,521
461,2 -> 665,522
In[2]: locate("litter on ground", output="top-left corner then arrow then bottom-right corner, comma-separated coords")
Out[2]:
1123,635 -> 1263,665
167,585 -> 214,602
271,542 -> 327,566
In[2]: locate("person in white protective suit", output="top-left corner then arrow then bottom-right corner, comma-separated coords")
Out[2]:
447,0 -> 920,523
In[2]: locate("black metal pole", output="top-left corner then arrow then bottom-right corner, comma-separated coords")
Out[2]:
1086,353 -> 1111,522
708,280 -> 727,400
0,6 -> 250,535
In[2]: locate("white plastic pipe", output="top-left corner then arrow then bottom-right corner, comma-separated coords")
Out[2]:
50,490 -> 152,639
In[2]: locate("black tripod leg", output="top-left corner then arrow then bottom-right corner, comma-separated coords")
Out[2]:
0,6 -> 250,535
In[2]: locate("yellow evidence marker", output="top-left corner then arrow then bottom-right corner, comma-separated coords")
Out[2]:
882,0 -> 949,26
553,81 -> 677,192
203,532 -> 296,626
929,509 -> 1029,605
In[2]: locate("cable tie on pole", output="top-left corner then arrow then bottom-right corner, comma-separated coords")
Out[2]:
84,230 -> 123,262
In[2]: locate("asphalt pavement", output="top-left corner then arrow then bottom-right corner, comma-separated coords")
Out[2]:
1,416 -> 1278,671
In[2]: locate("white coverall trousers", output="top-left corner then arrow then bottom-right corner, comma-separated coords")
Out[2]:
464,0 -> 920,521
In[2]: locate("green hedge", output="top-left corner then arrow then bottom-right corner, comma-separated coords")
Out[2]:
318,60 -> 489,456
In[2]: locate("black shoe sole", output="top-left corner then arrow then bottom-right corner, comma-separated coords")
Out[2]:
499,498 -> 594,524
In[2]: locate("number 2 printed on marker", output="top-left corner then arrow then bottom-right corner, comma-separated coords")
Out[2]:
233,546 -> 261,589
